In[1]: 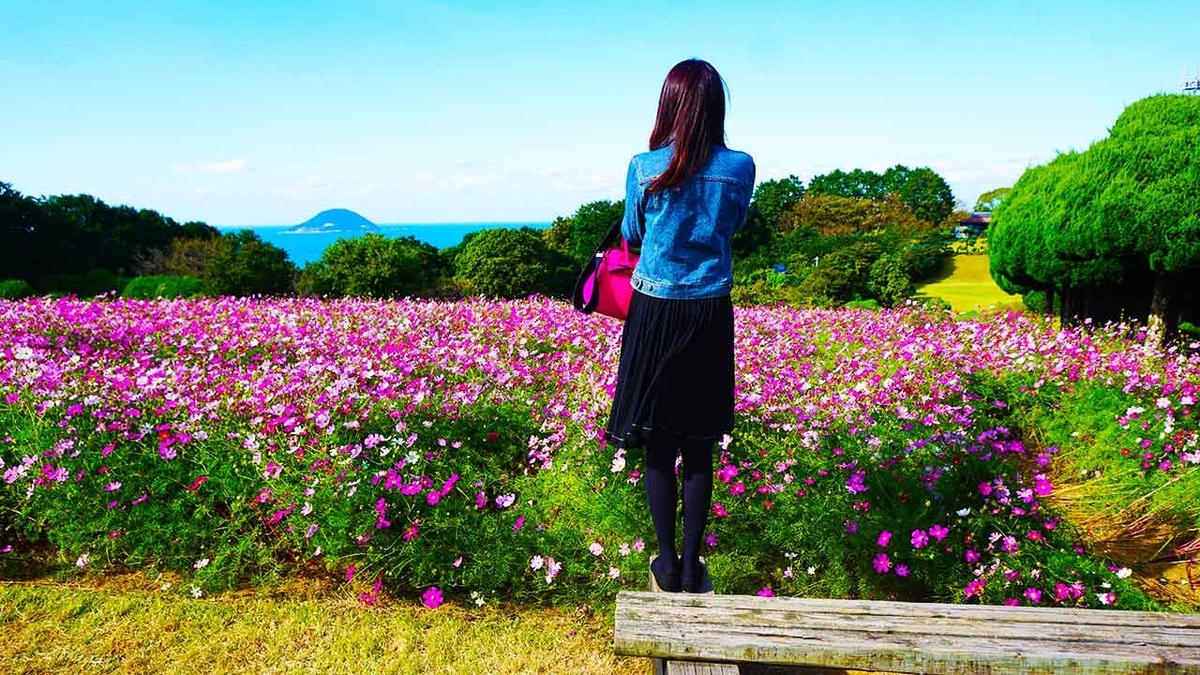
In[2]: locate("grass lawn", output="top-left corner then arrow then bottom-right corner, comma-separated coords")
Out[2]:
0,575 -> 642,675
914,254 -> 1023,313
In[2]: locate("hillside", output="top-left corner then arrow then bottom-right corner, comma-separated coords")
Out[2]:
285,208 -> 379,234
914,254 -> 1022,312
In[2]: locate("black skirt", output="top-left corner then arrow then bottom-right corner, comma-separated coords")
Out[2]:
604,290 -> 735,449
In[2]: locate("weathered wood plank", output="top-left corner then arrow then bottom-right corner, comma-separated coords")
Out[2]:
614,592 -> 1200,674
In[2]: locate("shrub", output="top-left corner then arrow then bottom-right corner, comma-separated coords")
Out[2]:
0,279 -> 36,300
305,234 -> 445,299
455,228 -> 551,299
202,230 -> 297,296
121,275 -> 205,299
867,254 -> 914,308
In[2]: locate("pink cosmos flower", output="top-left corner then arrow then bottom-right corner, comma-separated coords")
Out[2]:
895,564 -> 909,578
757,587 -> 774,597
704,532 -> 719,547
910,529 -> 929,549
712,503 -> 728,518
1033,476 -> 1053,496
422,586 -> 444,609
513,515 -> 526,532
928,524 -> 949,541
1024,587 -> 1042,604
965,549 -> 981,563
877,531 -> 892,547
872,553 -> 891,574
716,464 -> 739,483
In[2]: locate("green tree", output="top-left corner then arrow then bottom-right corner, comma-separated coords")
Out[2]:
201,230 -> 297,296
808,166 -> 954,226
807,168 -> 886,200
867,254 -> 915,308
305,233 -> 444,298
455,228 -> 552,299
974,187 -> 1011,212
541,215 -> 575,259
750,175 -> 805,226
990,94 -> 1200,344
0,182 -> 40,284
735,175 -> 805,258
881,165 -> 955,226
568,200 -> 625,266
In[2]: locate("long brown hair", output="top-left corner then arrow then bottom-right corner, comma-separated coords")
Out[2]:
646,59 -> 728,193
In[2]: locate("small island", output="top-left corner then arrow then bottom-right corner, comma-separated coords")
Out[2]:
284,208 -> 379,234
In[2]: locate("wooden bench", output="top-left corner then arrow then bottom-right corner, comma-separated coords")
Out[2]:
614,591 -> 1200,674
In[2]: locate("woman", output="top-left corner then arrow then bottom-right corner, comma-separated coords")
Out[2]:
605,59 -> 755,593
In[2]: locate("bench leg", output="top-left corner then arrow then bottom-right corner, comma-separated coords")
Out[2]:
653,658 -> 738,674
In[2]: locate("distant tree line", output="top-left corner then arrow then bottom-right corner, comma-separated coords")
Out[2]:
0,164 -> 959,309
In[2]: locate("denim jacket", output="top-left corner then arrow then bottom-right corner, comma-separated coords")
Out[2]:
621,144 -> 756,299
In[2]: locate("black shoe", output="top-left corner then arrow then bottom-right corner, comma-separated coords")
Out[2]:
649,555 -> 681,593
680,558 -> 714,594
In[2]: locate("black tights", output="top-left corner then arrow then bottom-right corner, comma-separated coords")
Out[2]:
645,434 -> 713,580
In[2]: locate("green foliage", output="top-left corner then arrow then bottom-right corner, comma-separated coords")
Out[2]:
0,181 -> 223,293
304,233 -> 446,299
736,176 -> 805,258
1021,289 -> 1053,315
201,230 -> 298,296
843,298 -> 880,310
40,269 -> 126,298
567,200 -> 624,266
0,279 -> 36,300
881,165 -> 956,225
901,233 -> 953,283
974,187 -> 1011,212
867,254 -> 915,308
808,165 -> 955,226
990,94 -> 1200,335
807,168 -> 886,200
750,175 -> 806,227
121,276 -> 205,299
455,228 -> 553,299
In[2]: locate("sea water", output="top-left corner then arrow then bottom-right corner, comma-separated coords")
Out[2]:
216,222 -> 550,266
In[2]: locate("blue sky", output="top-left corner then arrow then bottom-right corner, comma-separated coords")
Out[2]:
1,0 -> 1196,225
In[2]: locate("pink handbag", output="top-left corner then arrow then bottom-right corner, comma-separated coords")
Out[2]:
572,217 -> 639,321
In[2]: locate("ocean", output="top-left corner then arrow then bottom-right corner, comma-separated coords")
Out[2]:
215,222 -> 550,266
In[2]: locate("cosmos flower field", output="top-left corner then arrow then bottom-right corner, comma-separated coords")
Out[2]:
1,296 -> 1198,610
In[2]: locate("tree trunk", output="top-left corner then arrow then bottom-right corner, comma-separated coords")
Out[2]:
1146,274 -> 1172,348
